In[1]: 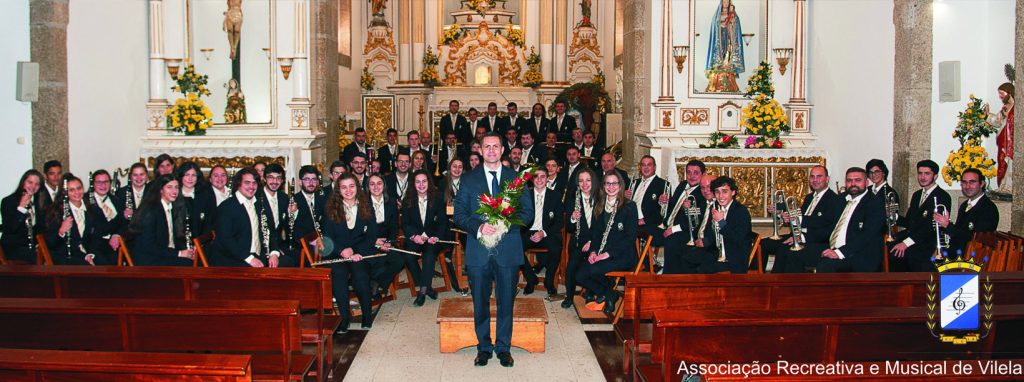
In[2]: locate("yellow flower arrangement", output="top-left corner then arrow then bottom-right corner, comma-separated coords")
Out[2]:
943,139 -> 997,184
442,25 -> 463,45
506,26 -> 524,47
523,46 -> 542,88
165,64 -> 212,136
419,46 -> 441,87
360,66 -> 375,91
739,61 -> 789,146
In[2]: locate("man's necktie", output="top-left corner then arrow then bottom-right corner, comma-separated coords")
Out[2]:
829,199 -> 856,248
489,171 -> 499,195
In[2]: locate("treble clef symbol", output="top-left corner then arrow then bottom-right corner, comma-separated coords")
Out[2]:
952,288 -> 966,315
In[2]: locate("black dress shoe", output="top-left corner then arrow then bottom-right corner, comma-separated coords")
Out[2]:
335,317 -> 350,334
361,316 -> 373,329
584,291 -> 596,303
603,292 -> 619,315
413,293 -> 426,307
426,288 -> 438,300
474,351 -> 492,366
560,296 -> 574,309
523,281 -> 537,295
497,352 -> 514,367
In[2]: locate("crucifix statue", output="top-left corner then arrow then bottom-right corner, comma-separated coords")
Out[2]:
223,0 -> 243,60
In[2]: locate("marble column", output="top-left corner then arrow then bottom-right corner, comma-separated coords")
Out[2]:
540,0 -> 554,82
398,0 -> 411,82
891,0 -> 932,207
554,0 -> 567,83
312,0 -> 339,162
657,0 -> 672,102
30,0 -> 69,170
1011,0 -> 1024,234
621,0 -> 651,172
412,0 -> 425,81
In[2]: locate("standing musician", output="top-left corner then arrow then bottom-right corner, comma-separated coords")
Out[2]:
292,165 -> 327,250
43,174 -> 114,266
89,170 -> 126,255
440,159 -> 467,294
529,103 -> 549,140
124,175 -> 195,266
481,102 -> 500,132
624,156 -> 668,246
889,160 -> 952,272
661,161 -> 708,274
39,160 -> 63,210
441,100 -> 472,146
561,168 -> 597,309
520,168 -> 564,300
367,174 -> 407,298
386,153 -> 412,204
342,127 -> 370,164
401,170 -> 449,306
1,170 -> 44,264
208,166 -> 232,206
176,162 -> 216,237
467,108 -> 485,136
769,166 -> 844,273
211,168 -> 294,268
439,131 -> 466,174
676,176 -> 752,274
378,128 -> 400,174
261,164 -> 298,256
321,173 -> 379,332
152,154 -> 176,177
548,100 -> 577,141
575,170 -> 638,314
115,163 -> 148,221
504,102 -> 533,138
934,168 -> 999,260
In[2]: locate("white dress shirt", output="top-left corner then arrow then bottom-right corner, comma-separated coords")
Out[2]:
831,192 -> 867,259
530,190 -> 545,232
417,196 -> 429,237
161,199 -> 175,249
903,184 -> 940,248
264,188 -> 280,227
45,184 -> 58,202
372,195 -> 386,224
213,187 -> 230,206
631,175 -> 655,220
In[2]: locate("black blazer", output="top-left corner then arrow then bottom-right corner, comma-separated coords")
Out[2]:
869,182 -> 900,205
664,183 -> 706,232
559,162 -> 587,199
833,193 -> 886,272
291,191 -> 326,246
547,114 -> 577,141
947,195 -> 999,257
526,188 -> 564,246
259,189 -> 292,242
129,203 -> 184,266
385,173 -> 411,204
628,177 -> 668,226
439,145 -> 467,172
370,196 -> 400,242
796,189 -> 844,244
401,195 -> 448,241
178,187 -> 215,238
114,185 -> 146,216
211,196 -> 281,266
321,209 -> 378,259
342,142 -> 368,164
1,193 -> 41,253
467,119 -> 488,136
897,187 -> 953,253
43,203 -> 113,265
440,113 -> 472,146
579,145 -> 604,165
701,201 -> 753,274
565,193 -> 596,247
89,192 -> 127,237
589,201 -> 639,265
527,116 -> 548,139
519,145 -> 545,167
377,144 -> 400,174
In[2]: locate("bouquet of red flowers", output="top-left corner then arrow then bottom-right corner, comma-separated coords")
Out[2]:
474,167 -> 536,248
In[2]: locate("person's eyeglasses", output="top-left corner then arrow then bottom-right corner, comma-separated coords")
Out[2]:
868,170 -> 884,175
605,181 -> 620,186
265,175 -> 283,181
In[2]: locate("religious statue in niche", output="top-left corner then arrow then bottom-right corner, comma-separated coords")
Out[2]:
369,0 -> 389,26
704,0 -> 744,93
577,0 -> 593,28
224,78 -> 247,124
223,0 -> 243,60
985,80 -> 1015,192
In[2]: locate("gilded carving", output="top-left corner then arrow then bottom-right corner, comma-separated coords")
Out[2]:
442,22 -> 523,86
675,156 -> 826,165
773,167 -> 810,204
680,108 -> 710,126
731,167 -> 767,218
363,26 -> 398,71
661,110 -> 673,128
568,26 -> 602,77
146,156 -> 287,170
363,97 -> 394,143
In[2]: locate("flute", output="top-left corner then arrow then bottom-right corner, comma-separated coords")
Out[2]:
312,253 -> 388,266
379,244 -> 422,256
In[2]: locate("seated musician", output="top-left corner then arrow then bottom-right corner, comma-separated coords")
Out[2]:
401,170 -> 449,307
562,167 -> 597,309
367,174 -> 407,298
934,168 -> 999,259
575,170 -> 638,314
211,168 -> 295,268
624,155 -> 668,247
440,159 -> 466,294
322,173 -> 379,332
662,161 -> 708,274
125,175 -> 195,266
88,171 -> 126,254
520,168 -> 564,300
176,162 -> 215,237
42,174 -> 114,266
260,164 -> 300,261
678,176 -> 752,274
292,165 -> 327,251
766,165 -> 843,273
207,166 -> 232,206
1,170 -> 44,263
889,160 -> 952,271
152,153 -> 176,177
544,159 -> 565,198
114,163 -> 148,221
385,153 -> 412,203
785,167 -> 885,273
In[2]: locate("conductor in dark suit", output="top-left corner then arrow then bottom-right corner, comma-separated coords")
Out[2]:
934,168 -> 999,259
453,133 -> 534,368
889,160 -> 952,272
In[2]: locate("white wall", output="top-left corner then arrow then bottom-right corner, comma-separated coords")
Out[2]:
931,0 -> 1015,189
807,0 -> 895,179
67,0 -> 149,177
0,0 -> 32,192
339,0 -> 365,116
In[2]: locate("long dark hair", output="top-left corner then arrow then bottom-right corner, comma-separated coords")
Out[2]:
176,161 -> 208,192
44,174 -> 91,229
124,175 -> 178,242
402,170 -> 437,209
443,159 -> 464,205
153,153 -> 175,176
325,173 -> 371,224
595,170 -> 625,218
576,167 -> 598,200
8,169 -> 43,201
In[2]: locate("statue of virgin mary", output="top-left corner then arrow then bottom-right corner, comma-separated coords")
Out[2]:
705,0 -> 745,92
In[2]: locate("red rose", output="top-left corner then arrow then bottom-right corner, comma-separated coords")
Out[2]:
722,135 -> 732,143
491,197 -> 503,209
772,140 -> 784,148
501,207 -> 515,217
522,172 -> 533,182
511,177 -> 523,188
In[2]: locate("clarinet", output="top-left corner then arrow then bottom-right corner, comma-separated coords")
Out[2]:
573,191 -> 582,247
25,192 -> 35,252
596,202 -> 617,255
62,178 -> 72,260
184,204 -> 193,250
125,186 -> 136,220
287,180 -> 296,250
258,197 -> 271,257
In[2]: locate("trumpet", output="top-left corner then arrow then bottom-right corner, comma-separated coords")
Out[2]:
683,195 -> 700,246
785,196 -> 804,251
933,196 -> 951,260
884,191 -> 900,242
769,188 -> 786,240
712,202 -> 727,263
660,185 -> 686,230
659,181 -> 671,219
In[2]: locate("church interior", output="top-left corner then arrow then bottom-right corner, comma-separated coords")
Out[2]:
1,0 -> 1023,380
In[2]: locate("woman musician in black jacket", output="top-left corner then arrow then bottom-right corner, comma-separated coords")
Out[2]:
575,170 -> 638,314
561,167 -> 598,309
366,173 -> 406,299
42,174 -> 115,266
401,170 -> 449,307
123,175 -> 196,266
439,158 -> 466,295
1,170 -> 44,264
176,162 -> 216,238
322,173 -> 379,332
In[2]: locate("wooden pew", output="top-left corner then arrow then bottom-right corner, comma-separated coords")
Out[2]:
0,348 -> 253,381
636,305 -> 1024,382
617,272 -> 1024,372
0,265 -> 338,378
0,298 -> 312,381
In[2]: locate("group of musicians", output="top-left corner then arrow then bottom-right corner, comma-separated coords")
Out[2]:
0,101 -> 1001,332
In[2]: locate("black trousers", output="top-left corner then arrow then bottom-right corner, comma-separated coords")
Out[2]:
888,244 -> 937,272
367,251 -> 405,290
326,260 -> 372,321
563,242 -> 586,296
662,231 -> 696,274
0,243 -> 36,264
520,230 -> 561,292
673,246 -> 738,274
404,242 -> 442,289
776,243 -> 829,273
575,255 -> 634,296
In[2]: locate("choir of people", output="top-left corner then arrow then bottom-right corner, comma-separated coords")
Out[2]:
2,102 -> 1002,333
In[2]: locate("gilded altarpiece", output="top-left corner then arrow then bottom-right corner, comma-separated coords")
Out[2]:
361,95 -> 396,145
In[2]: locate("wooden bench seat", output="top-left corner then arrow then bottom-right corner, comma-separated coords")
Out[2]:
0,298 -> 312,381
436,297 -> 548,353
637,306 -> 1024,382
0,265 -> 338,378
0,348 -> 253,381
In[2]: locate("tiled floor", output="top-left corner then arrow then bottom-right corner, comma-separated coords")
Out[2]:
339,289 -> 609,382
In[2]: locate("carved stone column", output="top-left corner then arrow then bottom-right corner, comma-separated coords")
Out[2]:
540,0 -> 554,82
311,0 -> 339,162
891,0 -> 932,206
621,0 -> 651,172
146,0 -> 169,132
30,0 -> 69,169
1011,0 -> 1024,234
657,0 -> 672,102
786,0 -> 812,133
